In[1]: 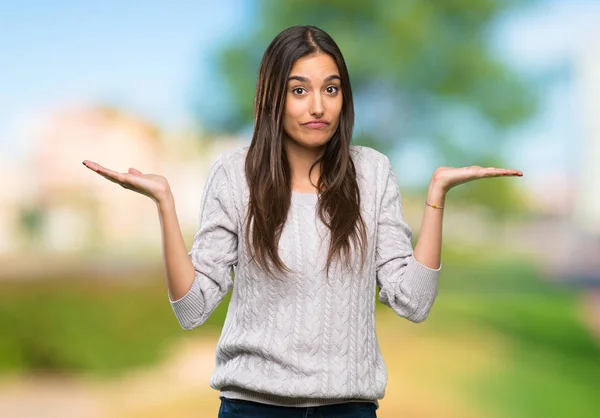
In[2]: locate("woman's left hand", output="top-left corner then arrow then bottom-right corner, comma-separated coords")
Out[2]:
432,165 -> 523,193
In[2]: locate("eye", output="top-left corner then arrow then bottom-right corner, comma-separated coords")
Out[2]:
326,85 -> 339,94
292,87 -> 306,95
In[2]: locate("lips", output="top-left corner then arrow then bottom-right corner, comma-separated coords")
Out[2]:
303,121 -> 329,129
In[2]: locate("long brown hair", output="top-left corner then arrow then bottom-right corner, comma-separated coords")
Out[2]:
245,25 -> 367,277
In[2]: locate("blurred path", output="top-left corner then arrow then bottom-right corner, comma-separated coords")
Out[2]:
0,313 -> 506,418
0,337 -> 218,418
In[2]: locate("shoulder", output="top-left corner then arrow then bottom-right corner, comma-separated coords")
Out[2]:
350,145 -> 391,166
350,145 -> 399,206
212,145 -> 249,170
350,145 -> 392,181
204,146 -> 249,204
206,145 -> 249,182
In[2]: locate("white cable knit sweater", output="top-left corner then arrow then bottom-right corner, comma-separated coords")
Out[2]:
169,145 -> 441,408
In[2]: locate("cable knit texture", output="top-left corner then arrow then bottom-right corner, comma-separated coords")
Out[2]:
169,145 -> 441,408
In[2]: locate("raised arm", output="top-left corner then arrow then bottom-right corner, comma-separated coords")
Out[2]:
157,194 -> 196,301
82,161 -> 195,301
375,157 -> 522,323
414,165 -> 523,269
82,158 -> 239,330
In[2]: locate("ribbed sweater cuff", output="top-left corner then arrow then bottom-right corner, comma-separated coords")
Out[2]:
403,256 -> 441,295
169,278 -> 205,327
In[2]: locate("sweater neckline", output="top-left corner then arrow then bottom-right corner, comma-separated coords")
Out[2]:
291,190 -> 319,205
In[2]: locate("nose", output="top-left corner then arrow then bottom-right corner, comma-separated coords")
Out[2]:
309,92 -> 324,118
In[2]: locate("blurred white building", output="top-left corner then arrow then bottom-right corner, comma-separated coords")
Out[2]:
0,104 -> 247,261
574,36 -> 600,234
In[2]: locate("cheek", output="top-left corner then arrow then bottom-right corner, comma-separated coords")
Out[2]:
324,95 -> 342,123
329,102 -> 342,129
283,102 -> 302,132
332,96 -> 343,118
284,101 -> 303,120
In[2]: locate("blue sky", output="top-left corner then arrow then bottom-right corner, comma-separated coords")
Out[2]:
0,0 -> 254,155
1,0 -> 599,189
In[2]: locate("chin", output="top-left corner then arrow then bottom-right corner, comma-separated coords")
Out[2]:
300,140 -> 330,150
293,132 -> 333,149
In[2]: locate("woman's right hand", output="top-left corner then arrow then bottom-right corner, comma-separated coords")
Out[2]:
82,160 -> 172,205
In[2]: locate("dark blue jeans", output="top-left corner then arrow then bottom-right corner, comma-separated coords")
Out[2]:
218,397 -> 378,418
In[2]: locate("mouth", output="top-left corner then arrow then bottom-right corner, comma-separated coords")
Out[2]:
302,121 -> 330,130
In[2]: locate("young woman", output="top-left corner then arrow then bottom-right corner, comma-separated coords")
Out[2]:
83,25 -> 522,418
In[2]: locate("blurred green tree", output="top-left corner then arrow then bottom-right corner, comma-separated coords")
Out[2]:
18,204 -> 45,249
196,0 -> 538,217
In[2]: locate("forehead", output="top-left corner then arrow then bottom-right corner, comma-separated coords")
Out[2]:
289,53 -> 339,79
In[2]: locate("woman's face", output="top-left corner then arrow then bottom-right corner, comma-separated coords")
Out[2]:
282,53 -> 342,151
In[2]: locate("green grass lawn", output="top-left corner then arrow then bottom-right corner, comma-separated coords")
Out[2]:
0,276 -> 229,376
432,250 -> 600,418
0,246 -> 598,417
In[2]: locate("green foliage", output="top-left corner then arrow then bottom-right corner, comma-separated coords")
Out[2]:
450,176 -> 529,220
2,247 -> 599,417
200,0 -> 537,154
0,275 -> 229,376
445,156 -> 532,220
194,0 -> 540,219
17,205 -> 45,244
426,248 -> 600,417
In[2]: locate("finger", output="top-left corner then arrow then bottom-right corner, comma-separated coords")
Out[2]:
83,161 -> 127,183
97,171 -> 127,186
482,167 -> 523,177
82,160 -> 99,171
83,160 -> 106,172
128,168 -> 143,175
495,168 -> 522,176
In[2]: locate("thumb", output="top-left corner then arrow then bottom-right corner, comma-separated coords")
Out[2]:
128,168 -> 143,175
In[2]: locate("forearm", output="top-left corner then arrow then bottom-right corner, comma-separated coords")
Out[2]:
413,181 -> 446,270
156,194 -> 195,301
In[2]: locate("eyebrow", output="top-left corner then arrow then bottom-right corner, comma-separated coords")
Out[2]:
287,75 -> 341,83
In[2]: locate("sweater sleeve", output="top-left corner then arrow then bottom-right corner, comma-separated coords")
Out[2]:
375,157 -> 441,323
169,157 -> 238,330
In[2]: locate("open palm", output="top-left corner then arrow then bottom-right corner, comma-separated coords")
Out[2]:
433,165 -> 523,193
82,160 -> 171,204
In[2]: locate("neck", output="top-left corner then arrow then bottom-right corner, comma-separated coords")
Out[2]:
284,138 -> 325,193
